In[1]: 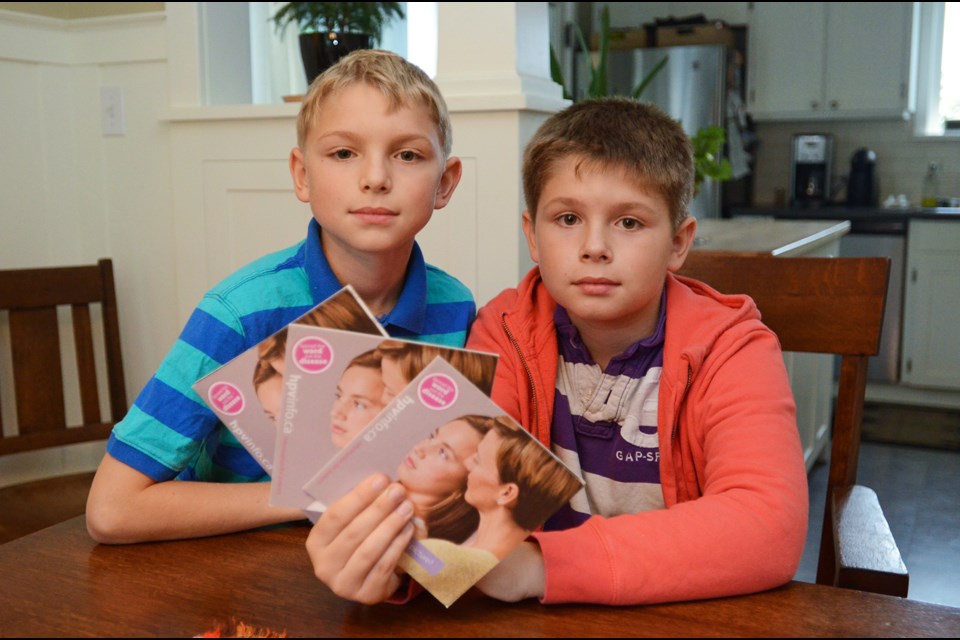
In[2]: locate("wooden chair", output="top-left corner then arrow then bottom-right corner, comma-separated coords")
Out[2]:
677,253 -> 909,597
0,258 -> 127,542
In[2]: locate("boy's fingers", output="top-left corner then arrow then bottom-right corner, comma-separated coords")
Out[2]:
307,476 -> 415,602
354,520 -> 417,604
309,473 -> 390,546
315,496 -> 415,601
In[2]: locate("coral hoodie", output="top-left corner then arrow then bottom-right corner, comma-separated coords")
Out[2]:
466,267 -> 808,605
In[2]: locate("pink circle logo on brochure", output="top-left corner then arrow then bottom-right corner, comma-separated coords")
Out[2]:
417,374 -> 458,410
293,336 -> 334,374
208,382 -> 245,416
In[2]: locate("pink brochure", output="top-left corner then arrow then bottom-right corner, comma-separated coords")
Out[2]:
192,286 -> 386,478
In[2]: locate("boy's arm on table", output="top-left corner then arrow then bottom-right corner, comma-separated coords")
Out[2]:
305,474 -> 418,606
85,453 -> 306,544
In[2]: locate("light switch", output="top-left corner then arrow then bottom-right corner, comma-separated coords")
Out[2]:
100,87 -> 126,136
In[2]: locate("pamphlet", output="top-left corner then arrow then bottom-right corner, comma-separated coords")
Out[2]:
191,286 -> 386,477
270,324 -> 499,519
303,356 -> 583,607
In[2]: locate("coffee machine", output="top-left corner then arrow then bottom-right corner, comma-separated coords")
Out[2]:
790,134 -> 834,207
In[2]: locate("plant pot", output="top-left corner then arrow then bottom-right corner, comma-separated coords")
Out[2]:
299,32 -> 373,85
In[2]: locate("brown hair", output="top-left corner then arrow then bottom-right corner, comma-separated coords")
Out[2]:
419,415 -> 495,543
254,289 -> 381,388
296,49 -> 451,157
376,339 -> 495,396
523,97 -> 694,230
490,417 -> 582,531
252,355 -> 281,391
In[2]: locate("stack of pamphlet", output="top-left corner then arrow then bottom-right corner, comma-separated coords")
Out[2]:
194,286 -> 582,607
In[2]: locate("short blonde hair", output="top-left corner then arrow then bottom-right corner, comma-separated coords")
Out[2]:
523,97 -> 694,230
296,49 -> 451,157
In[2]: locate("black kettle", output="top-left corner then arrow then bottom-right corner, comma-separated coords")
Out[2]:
847,148 -> 878,207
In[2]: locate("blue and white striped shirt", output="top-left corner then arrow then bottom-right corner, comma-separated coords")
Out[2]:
108,219 -> 476,483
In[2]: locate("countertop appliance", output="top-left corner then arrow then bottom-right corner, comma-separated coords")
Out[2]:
576,44 -> 730,220
847,147 -> 878,207
791,134 -> 833,208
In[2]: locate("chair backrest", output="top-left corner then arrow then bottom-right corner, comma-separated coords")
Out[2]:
0,259 -> 127,456
677,253 -> 892,586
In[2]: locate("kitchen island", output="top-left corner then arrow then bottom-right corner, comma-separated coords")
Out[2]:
687,217 -> 852,470
693,218 -> 850,256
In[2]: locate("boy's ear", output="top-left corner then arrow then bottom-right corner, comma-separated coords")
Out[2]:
289,147 -> 310,204
667,215 -> 698,273
521,210 -> 539,264
433,157 -> 463,210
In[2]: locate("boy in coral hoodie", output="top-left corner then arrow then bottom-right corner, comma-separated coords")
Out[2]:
306,98 -> 808,606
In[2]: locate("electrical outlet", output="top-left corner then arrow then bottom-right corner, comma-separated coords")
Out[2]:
100,87 -> 126,136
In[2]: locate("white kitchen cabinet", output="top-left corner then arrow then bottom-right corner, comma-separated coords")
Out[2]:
901,221 -> 960,390
747,2 -> 913,121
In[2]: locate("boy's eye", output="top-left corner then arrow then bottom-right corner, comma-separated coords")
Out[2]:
397,150 -> 421,162
559,213 -> 579,226
334,149 -> 354,160
619,218 -> 641,230
353,399 -> 368,411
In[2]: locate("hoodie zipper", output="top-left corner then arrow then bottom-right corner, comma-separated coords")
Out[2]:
672,361 -> 694,502
501,312 -> 540,439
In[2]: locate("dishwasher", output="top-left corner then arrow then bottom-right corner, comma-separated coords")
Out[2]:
835,217 -> 907,383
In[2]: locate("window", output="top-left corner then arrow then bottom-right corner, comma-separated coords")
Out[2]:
913,2 -> 960,136
199,2 -> 415,105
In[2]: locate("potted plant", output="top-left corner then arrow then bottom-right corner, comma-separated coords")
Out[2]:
551,6 -> 731,195
271,2 -> 405,84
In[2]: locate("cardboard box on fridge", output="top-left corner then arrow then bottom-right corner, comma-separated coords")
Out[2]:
589,28 -> 648,51
655,23 -> 736,49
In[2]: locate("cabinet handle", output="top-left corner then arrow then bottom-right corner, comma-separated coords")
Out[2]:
830,100 -> 839,109
906,358 -> 912,374
911,268 -> 918,283
811,100 -> 819,110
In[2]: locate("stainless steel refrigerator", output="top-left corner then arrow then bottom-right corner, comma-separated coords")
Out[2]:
575,44 -> 732,220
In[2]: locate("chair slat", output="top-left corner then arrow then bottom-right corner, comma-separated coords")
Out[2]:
71,303 -> 102,425
9,307 -> 66,435
0,265 -> 103,308
678,255 -> 889,356
98,259 -> 127,422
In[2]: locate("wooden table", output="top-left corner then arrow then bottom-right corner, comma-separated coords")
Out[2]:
2,516 -> 958,638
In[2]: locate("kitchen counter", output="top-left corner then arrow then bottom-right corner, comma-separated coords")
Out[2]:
693,218 -> 850,256
730,206 -> 960,234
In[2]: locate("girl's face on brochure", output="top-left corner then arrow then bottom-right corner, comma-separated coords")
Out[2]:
329,365 -> 386,449
397,419 -> 483,506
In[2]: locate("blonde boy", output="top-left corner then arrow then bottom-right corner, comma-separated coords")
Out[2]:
86,50 -> 473,543
306,98 -> 807,607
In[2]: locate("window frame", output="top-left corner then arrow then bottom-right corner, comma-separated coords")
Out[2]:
912,1 -> 960,137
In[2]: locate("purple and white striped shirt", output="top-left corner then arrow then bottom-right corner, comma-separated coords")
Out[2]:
545,295 -> 666,531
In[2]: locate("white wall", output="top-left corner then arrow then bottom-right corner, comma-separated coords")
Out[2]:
0,9 -> 175,485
